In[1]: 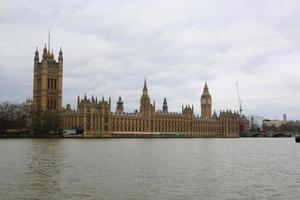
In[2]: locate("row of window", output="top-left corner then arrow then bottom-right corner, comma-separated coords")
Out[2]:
47,78 -> 57,90
63,119 -> 238,133
62,112 -> 238,132
47,99 -> 57,110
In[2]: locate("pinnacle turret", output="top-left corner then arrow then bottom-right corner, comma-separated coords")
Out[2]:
116,96 -> 124,113
34,47 -> 39,61
163,97 -> 168,112
50,50 -> 54,59
42,44 -> 47,59
59,47 -> 63,61
143,77 -> 148,95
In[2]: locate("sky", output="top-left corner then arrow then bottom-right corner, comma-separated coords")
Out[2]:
0,0 -> 300,120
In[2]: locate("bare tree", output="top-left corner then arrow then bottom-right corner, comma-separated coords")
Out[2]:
32,111 -> 62,135
0,102 -> 30,134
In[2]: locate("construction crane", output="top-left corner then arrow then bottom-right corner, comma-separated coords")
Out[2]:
235,81 -> 243,115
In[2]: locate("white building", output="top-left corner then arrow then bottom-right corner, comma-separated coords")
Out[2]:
263,119 -> 285,128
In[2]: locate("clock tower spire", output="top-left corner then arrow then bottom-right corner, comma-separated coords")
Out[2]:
201,82 -> 212,118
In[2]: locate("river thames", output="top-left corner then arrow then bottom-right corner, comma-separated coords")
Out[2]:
0,138 -> 299,200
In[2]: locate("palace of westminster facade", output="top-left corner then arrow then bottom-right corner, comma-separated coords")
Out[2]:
32,45 -> 240,137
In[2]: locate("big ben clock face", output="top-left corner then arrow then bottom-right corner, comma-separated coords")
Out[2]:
208,99 -> 211,104
202,99 -> 206,104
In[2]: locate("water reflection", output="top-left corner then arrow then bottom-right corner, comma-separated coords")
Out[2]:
22,140 -> 64,199
0,138 -> 299,200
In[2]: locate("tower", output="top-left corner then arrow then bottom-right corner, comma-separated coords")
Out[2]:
283,114 -> 287,122
116,97 -> 124,113
140,78 -> 154,115
32,44 -> 63,112
162,97 -> 168,112
201,82 -> 212,118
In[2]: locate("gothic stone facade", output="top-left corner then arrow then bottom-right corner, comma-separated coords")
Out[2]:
32,46 -> 239,137
62,80 -> 240,137
32,45 -> 63,112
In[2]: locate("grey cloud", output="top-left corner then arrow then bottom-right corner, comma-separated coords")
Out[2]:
1,0 -> 300,120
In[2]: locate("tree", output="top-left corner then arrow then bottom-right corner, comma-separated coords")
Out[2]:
32,111 -> 62,135
0,102 -> 30,134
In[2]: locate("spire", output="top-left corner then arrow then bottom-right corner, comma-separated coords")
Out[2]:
43,43 -> 47,53
59,47 -> 63,61
48,29 -> 50,53
143,77 -> 147,90
204,81 -> 208,91
143,77 -> 148,95
34,47 -> 39,61
212,110 -> 218,118
50,50 -> 54,59
202,81 -> 210,96
163,97 -> 168,112
163,97 -> 167,105
42,43 -> 47,59
77,95 -> 80,105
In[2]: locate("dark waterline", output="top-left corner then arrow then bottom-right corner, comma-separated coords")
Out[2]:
0,138 -> 299,200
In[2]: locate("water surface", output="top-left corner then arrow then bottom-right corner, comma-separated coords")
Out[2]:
0,138 -> 299,200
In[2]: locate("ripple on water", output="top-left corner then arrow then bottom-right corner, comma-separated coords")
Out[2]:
0,138 -> 299,200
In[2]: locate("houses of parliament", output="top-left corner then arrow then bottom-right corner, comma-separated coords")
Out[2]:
32,45 -> 240,137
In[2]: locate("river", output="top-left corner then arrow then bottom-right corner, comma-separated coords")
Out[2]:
0,138 -> 299,200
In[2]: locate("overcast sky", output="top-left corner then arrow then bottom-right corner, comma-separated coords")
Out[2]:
1,0 -> 300,120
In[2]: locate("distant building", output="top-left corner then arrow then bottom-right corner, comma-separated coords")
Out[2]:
263,119 -> 285,128
246,115 -> 264,131
283,114 -> 287,122
239,115 -> 250,133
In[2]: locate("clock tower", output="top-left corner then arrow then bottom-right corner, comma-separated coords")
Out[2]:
201,82 -> 212,118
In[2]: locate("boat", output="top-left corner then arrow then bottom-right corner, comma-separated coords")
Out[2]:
295,134 -> 300,143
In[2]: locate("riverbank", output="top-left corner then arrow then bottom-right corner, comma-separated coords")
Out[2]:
0,134 -> 233,139
1,132 -> 237,138
1,131 -> 297,139
0,134 -> 64,138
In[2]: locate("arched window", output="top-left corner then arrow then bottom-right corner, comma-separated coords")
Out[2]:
47,99 -> 50,110
47,78 -> 50,89
51,99 -> 53,110
54,79 -> 57,90
54,99 -> 56,110
51,78 -> 53,89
